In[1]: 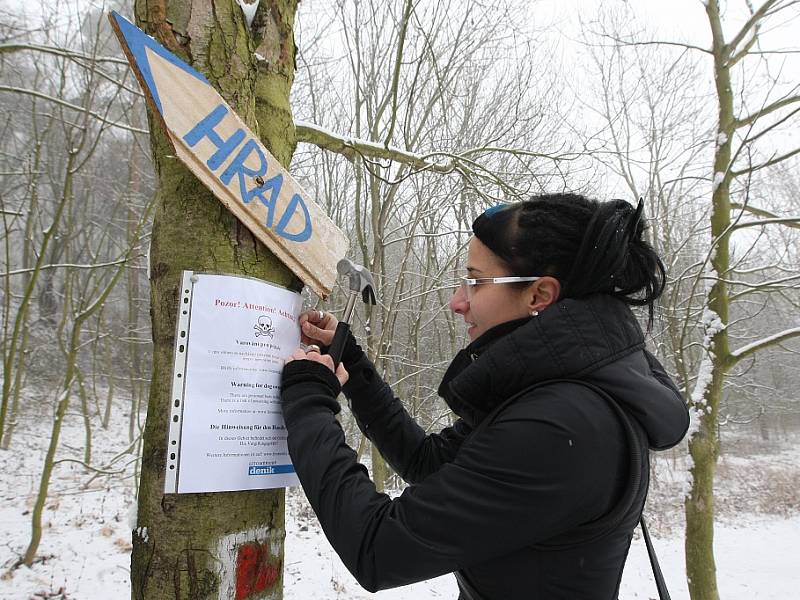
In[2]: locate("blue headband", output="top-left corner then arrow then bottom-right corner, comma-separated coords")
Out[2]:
482,203 -> 508,218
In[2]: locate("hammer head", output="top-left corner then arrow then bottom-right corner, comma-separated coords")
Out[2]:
337,258 -> 377,305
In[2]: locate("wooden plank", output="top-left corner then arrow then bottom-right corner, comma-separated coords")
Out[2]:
108,11 -> 348,298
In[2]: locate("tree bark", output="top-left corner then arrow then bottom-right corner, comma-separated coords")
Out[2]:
130,1 -> 299,599
685,3 -> 734,599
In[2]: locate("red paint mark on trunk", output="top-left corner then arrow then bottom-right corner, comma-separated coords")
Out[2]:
235,542 -> 280,600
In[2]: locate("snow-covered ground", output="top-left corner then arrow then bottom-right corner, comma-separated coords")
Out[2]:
284,490 -> 800,600
2,395 -> 799,599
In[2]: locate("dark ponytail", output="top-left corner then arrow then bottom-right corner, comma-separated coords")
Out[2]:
471,194 -> 666,328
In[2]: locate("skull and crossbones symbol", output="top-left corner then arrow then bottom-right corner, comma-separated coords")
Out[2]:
254,315 -> 275,338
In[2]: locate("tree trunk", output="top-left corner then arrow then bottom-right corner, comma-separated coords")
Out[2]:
103,326 -> 115,429
685,4 -> 734,599
685,371 -> 722,600
130,1 -> 299,599
77,371 -> 93,465
127,120 -> 145,442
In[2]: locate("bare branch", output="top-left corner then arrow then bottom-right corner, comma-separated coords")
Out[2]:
597,34 -> 711,55
2,257 -> 135,277
741,105 -> 800,145
0,43 -> 129,65
728,31 -> 759,66
52,458 -> 127,476
731,202 -> 779,218
460,145 -> 578,161
295,120 -> 572,184
0,85 -> 149,134
725,0 -> 781,58
731,145 -> 800,175
729,327 -> 800,364
730,216 -> 800,230
296,120 -> 447,170
737,48 -> 800,56
734,92 -> 800,128
725,273 -> 800,301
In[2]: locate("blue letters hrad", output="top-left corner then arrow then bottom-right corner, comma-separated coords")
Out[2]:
183,104 -> 313,242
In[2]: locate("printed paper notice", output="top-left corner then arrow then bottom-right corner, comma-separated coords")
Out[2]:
170,273 -> 302,493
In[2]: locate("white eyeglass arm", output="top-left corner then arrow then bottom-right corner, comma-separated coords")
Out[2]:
463,276 -> 540,285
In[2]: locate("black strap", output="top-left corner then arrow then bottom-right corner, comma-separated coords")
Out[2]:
640,516 -> 671,600
454,571 -> 482,600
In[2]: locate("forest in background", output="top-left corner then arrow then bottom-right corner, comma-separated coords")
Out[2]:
1,1 -> 798,599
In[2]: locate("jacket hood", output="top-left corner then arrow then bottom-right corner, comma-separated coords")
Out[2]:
438,295 -> 689,450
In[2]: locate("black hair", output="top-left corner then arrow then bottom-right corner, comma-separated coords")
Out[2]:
471,193 -> 666,328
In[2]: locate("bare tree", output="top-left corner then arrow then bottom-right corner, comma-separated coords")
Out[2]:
291,0 -> 577,488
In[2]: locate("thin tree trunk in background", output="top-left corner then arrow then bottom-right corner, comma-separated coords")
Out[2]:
130,1 -> 299,598
685,4 -> 736,599
127,119 -> 144,443
102,324 -> 115,429
3,326 -> 28,449
77,370 -> 93,465
370,443 -> 387,494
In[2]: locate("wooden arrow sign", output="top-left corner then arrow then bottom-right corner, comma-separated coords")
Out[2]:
108,11 -> 348,298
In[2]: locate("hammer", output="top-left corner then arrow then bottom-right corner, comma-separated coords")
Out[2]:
327,258 -> 376,367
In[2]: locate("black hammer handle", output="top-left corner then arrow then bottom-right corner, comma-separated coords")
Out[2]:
327,321 -> 350,368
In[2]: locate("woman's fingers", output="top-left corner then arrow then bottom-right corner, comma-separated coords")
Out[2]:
286,348 -> 308,363
334,362 -> 349,387
299,309 -> 338,346
305,309 -> 338,330
287,345 -> 349,387
301,321 -> 335,346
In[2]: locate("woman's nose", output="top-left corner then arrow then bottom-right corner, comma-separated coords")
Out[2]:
449,286 -> 468,314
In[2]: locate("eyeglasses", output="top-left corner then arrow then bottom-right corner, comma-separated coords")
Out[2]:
451,276 -> 540,299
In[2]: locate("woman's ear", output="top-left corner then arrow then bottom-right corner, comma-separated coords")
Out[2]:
528,276 -> 561,313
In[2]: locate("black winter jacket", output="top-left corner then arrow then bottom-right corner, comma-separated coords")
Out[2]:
281,295 -> 689,599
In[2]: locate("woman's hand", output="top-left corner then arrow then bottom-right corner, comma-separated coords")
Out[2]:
299,309 -> 338,347
286,346 -> 349,387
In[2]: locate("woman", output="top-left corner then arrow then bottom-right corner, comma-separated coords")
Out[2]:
280,193 -> 689,599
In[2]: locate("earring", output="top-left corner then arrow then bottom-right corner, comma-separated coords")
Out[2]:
530,310 -> 539,317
